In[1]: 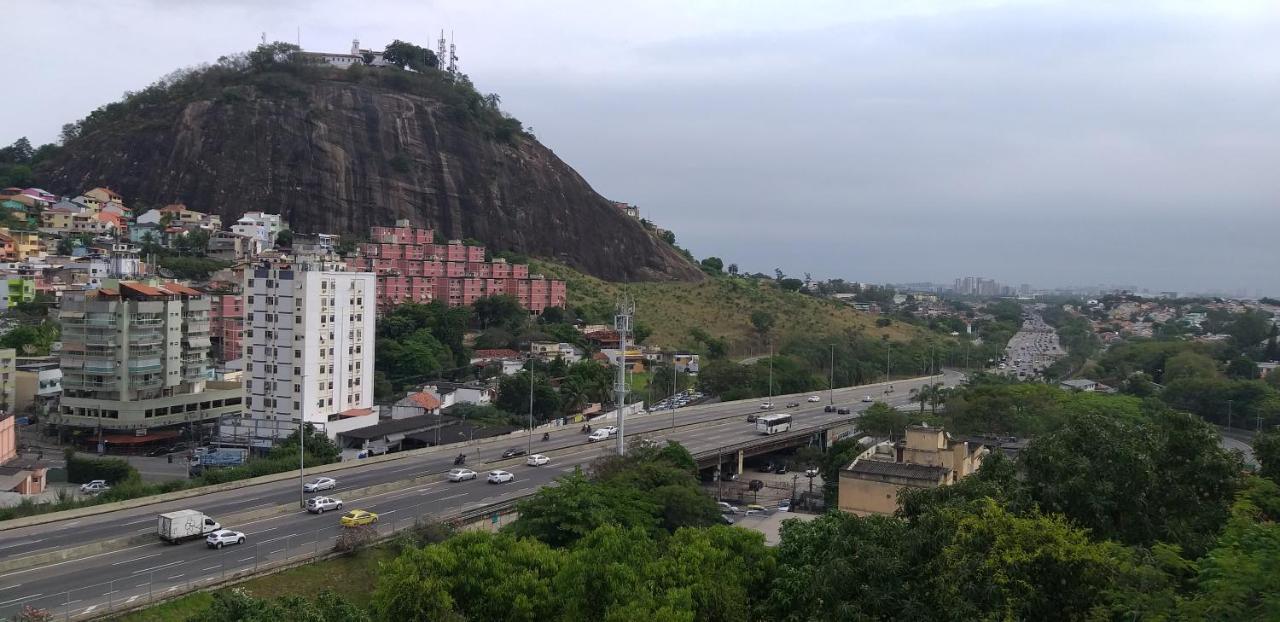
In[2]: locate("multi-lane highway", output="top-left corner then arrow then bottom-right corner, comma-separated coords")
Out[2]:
999,313 -> 1064,379
0,371 -> 960,620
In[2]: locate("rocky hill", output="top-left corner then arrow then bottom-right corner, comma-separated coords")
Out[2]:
39,50 -> 701,282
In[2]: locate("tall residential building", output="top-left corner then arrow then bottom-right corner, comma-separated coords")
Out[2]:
347,220 -> 567,313
55,282 -> 244,435
232,257 -> 378,443
0,348 -> 15,412
209,294 -> 245,365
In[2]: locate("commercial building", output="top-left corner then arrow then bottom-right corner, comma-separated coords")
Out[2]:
838,424 -> 987,516
347,220 -> 566,313
14,357 -> 61,414
226,257 -> 377,445
55,282 -> 245,436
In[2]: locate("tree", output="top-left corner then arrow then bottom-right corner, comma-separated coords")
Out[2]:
473,294 -> 525,330
1227,355 -> 1259,380
749,310 -> 775,340
496,371 -> 561,421
274,229 -> 293,248
193,589 -> 370,622
247,42 -> 301,71
383,39 -> 439,72
507,471 -> 658,547
1255,429 -> 1280,484
858,402 -> 909,439
632,323 -> 652,344
1164,350 -> 1220,383
700,257 -> 723,273
1227,309 -> 1273,351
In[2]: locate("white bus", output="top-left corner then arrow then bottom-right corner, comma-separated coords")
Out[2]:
756,414 -> 792,435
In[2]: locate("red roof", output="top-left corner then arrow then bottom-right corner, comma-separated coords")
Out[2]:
473,349 -> 520,360
406,392 -> 442,410
339,407 -> 375,418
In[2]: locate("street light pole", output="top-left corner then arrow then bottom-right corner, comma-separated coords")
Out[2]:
670,361 -> 677,429
527,353 -> 534,455
828,344 -> 835,405
299,412 -> 306,510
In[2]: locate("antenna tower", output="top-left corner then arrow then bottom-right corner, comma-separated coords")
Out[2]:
261,32 -> 266,45
447,31 -> 458,74
614,294 -> 635,455
437,30 -> 448,70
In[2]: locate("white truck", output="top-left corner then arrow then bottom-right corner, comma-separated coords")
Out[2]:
157,510 -> 221,544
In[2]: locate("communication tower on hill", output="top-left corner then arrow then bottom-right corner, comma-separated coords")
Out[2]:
448,31 -> 459,74
437,30 -> 447,70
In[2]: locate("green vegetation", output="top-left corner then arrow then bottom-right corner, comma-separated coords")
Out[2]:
0,320 -> 59,355
0,136 -> 61,189
530,259 -> 920,353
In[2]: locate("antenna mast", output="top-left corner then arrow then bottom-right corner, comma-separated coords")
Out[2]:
614,294 -> 635,455
448,31 -> 458,74
437,30 -> 447,70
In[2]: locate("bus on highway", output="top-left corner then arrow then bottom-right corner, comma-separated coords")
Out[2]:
756,414 -> 792,435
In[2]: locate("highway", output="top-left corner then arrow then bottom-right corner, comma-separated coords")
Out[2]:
0,371 -> 960,619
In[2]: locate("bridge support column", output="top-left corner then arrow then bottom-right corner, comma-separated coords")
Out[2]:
736,449 -> 744,475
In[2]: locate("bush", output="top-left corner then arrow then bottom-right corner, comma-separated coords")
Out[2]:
333,525 -> 377,555
65,451 -> 137,485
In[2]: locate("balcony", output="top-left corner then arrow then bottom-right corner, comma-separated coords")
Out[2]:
64,377 -> 117,390
132,376 -> 163,389
129,344 -> 164,358
182,367 -> 208,381
127,360 -> 163,374
131,314 -> 164,327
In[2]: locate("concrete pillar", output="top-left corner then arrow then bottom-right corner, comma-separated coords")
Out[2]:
736,449 -> 744,475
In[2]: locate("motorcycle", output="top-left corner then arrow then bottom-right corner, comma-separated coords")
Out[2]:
454,454 -> 466,466
541,432 -> 550,442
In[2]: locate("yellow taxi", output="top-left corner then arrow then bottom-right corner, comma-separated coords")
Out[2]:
339,509 -> 379,527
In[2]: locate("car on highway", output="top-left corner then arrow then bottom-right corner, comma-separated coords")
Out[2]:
303,477 -> 337,492
824,405 -> 836,413
205,529 -> 246,549
587,429 -> 611,442
778,499 -> 792,512
805,468 -> 820,478
306,496 -> 343,514
718,501 -> 740,514
744,504 -> 768,515
447,468 -> 478,482
340,509 -> 379,527
862,395 -> 873,402
746,413 -> 758,423
759,402 -> 775,410
836,407 -> 851,415
786,402 -> 800,408
526,454 -> 550,466
487,470 -> 515,484
502,447 -> 528,459
719,514 -> 736,525
79,480 -> 111,495
807,395 -> 821,402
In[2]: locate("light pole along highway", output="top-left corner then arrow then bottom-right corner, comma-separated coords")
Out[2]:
615,294 -> 634,455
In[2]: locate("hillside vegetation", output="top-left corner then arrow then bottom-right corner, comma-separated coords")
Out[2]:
531,260 -> 920,355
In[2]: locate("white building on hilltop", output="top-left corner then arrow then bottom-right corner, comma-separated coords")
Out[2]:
231,212 -> 283,252
227,256 -> 377,445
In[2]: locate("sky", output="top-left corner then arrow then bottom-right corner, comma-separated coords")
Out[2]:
6,0 -> 1279,295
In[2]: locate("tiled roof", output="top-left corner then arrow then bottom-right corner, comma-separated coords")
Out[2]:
399,392 -> 442,410
339,407 -> 374,418
473,349 -> 520,360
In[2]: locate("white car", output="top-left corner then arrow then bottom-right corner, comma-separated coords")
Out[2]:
759,402 -> 775,410
526,454 -> 550,466
587,429 -> 611,442
79,480 -> 111,494
807,395 -> 821,402
306,496 -> 343,514
861,395 -> 873,403
487,470 -> 515,484
447,468 -> 478,482
303,477 -> 337,492
717,501 -> 739,514
205,529 -> 246,549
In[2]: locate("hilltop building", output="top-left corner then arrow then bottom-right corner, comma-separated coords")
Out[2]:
838,424 -> 988,516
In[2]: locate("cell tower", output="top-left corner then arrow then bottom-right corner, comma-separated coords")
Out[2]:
614,294 -> 635,455
447,31 -> 459,75
437,30 -> 448,70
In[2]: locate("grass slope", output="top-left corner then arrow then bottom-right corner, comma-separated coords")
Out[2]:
531,261 -> 921,356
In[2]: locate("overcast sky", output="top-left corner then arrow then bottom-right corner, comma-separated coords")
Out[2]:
7,1 -> 1279,295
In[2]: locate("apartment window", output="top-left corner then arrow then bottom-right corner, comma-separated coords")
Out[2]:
248,279 -> 254,287
294,367 -> 301,375
294,401 -> 300,411
294,384 -> 301,392
247,296 -> 254,303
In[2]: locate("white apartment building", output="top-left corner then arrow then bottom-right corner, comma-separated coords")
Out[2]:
231,258 -> 377,444
231,212 -> 283,252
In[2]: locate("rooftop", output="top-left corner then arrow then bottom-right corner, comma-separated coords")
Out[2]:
845,459 -> 949,483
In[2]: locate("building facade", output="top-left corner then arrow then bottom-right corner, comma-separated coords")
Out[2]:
55,282 -> 244,432
838,425 -> 988,516
14,358 -> 61,414
209,294 -> 244,364
230,258 -> 377,443
0,348 -> 15,413
346,221 -> 566,313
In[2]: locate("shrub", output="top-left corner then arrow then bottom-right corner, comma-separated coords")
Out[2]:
65,451 -> 137,485
333,525 -> 377,555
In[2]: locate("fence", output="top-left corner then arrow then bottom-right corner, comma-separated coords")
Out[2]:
1,498 -> 522,622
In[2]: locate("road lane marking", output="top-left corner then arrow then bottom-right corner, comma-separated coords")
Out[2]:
238,557 -> 254,562
83,605 -> 98,614
168,574 -> 184,580
0,538 -> 45,550
248,527 -> 277,536
438,492 -> 468,501
126,595 -> 139,604
0,541 -> 156,580
121,518 -> 152,526
113,553 -> 161,566
0,584 -> 20,592
0,594 -> 41,606
133,560 -> 183,575
201,565 -> 221,571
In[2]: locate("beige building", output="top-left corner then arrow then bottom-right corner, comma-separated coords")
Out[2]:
56,281 -> 244,434
0,348 -> 15,413
838,424 -> 988,516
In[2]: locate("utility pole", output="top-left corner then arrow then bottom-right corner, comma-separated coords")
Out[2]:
885,341 -> 892,382
1227,399 -> 1233,430
615,295 -> 634,455
527,350 -> 535,455
828,344 -> 835,405
670,360 -> 677,429
299,412 -> 306,510
768,343 -> 774,404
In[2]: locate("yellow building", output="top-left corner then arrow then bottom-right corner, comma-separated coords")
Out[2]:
83,187 -> 124,210
41,208 -> 75,231
838,424 -> 987,516
0,229 -> 42,260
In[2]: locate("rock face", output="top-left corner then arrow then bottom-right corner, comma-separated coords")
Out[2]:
42,79 -> 701,282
